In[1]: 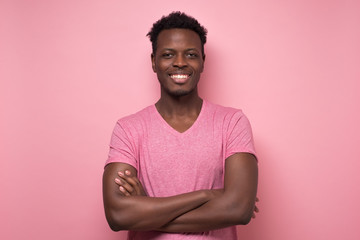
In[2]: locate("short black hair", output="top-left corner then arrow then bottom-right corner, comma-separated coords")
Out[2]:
146,11 -> 207,56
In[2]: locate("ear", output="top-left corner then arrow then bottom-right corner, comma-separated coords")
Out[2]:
200,54 -> 206,73
151,53 -> 156,73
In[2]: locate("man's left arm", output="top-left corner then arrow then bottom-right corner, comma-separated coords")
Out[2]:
116,152 -> 258,232
158,152 -> 258,232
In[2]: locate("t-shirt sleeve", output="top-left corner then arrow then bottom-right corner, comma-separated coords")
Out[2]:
105,120 -> 138,169
225,110 -> 257,160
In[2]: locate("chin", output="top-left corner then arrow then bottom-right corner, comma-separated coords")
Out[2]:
171,90 -> 191,97
166,88 -> 194,97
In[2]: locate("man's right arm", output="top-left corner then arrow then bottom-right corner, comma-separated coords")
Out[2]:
102,162 -> 216,231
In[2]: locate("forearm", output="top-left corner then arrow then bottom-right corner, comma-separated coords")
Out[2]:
103,163 -> 213,231
105,189 -> 212,231
157,191 -> 255,232
104,153 -> 258,232
157,152 -> 259,233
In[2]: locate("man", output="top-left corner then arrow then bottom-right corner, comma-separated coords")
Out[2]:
103,12 -> 258,239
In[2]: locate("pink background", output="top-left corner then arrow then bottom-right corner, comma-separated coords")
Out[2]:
1,0 -> 359,239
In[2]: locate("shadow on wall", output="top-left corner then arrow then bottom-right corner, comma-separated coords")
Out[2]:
198,44 -> 228,104
236,134 -> 273,239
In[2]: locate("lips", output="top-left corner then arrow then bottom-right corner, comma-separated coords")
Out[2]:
169,74 -> 191,84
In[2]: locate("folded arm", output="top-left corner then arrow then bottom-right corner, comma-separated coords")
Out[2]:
102,163 -> 218,231
111,152 -> 258,232
158,153 -> 258,232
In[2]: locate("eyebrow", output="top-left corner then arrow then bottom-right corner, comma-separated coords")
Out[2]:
161,48 -> 200,52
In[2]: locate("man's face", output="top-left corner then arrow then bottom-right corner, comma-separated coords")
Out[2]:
151,28 -> 205,97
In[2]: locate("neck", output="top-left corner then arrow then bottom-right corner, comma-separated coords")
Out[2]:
155,89 -> 203,117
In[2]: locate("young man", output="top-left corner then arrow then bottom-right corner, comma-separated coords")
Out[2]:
103,12 -> 258,239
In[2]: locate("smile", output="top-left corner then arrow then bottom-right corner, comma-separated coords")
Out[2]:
170,74 -> 190,79
169,74 -> 191,84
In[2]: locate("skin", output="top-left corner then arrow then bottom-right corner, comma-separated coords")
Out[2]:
152,28 -> 205,132
102,28 -> 259,232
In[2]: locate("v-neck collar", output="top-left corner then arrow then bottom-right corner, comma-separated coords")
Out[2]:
152,100 -> 206,137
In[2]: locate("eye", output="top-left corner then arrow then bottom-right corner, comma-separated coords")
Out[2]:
162,53 -> 173,58
187,52 -> 198,58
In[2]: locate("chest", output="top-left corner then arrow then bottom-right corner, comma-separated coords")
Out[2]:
137,123 -> 226,196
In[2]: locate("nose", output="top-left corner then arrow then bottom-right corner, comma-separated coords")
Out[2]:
173,54 -> 187,68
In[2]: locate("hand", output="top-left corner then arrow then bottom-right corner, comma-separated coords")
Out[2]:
252,197 -> 259,219
115,169 -> 147,196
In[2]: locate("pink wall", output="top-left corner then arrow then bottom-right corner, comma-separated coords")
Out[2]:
1,0 -> 359,239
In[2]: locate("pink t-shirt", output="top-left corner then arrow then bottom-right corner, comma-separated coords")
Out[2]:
106,100 -> 256,240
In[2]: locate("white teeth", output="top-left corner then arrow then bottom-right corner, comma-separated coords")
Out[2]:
170,74 -> 188,79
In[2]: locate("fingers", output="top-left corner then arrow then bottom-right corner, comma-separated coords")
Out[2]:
252,197 -> 260,219
115,178 -> 134,196
122,171 -> 144,195
252,206 -> 259,219
254,196 -> 259,213
115,170 -> 144,196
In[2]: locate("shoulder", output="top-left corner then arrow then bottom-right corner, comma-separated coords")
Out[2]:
113,105 -> 154,134
116,105 -> 153,126
205,100 -> 247,122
